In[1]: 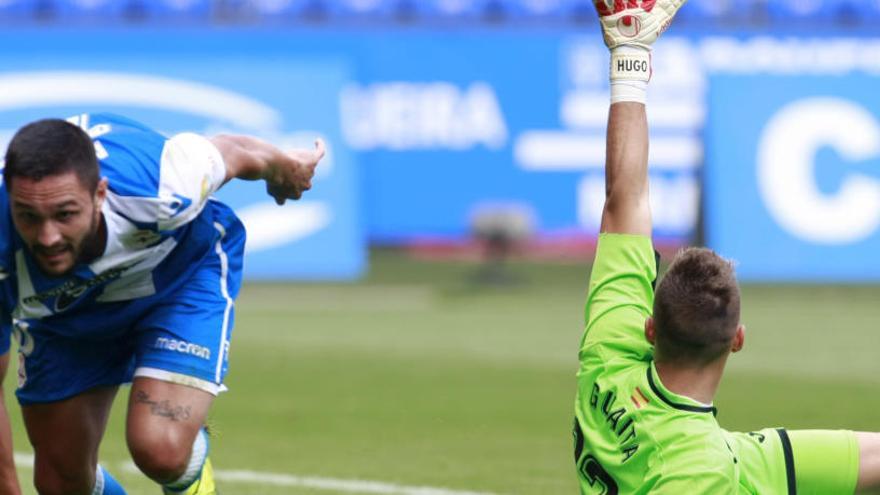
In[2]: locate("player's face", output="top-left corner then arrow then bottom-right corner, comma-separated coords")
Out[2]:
8,171 -> 105,277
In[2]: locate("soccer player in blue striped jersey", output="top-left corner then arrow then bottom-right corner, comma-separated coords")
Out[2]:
0,113 -> 325,494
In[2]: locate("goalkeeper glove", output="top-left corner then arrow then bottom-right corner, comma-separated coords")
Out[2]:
593,0 -> 687,103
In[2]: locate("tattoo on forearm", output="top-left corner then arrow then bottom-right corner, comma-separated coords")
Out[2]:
134,390 -> 192,422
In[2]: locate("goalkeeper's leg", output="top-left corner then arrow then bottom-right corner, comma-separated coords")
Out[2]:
856,432 -> 880,491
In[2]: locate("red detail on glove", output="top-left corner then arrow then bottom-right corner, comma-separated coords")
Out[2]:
594,0 -> 656,16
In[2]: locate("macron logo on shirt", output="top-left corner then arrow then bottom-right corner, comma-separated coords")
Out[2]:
154,337 -> 211,360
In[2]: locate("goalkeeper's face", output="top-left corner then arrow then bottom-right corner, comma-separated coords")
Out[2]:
8,171 -> 107,278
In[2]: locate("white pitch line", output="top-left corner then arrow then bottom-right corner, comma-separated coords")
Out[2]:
215,470 -> 498,495
15,452 -> 499,495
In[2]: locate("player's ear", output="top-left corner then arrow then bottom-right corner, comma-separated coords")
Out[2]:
94,177 -> 108,206
731,324 -> 745,353
644,317 -> 656,345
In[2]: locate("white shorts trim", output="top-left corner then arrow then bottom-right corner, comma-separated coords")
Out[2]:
134,367 -> 229,395
213,221 -> 234,384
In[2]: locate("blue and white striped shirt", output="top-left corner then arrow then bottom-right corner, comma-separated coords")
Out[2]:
0,113 -> 234,345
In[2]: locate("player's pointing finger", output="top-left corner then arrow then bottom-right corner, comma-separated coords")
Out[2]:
314,138 -> 326,162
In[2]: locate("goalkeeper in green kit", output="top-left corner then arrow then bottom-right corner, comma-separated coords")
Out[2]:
574,1 -> 880,493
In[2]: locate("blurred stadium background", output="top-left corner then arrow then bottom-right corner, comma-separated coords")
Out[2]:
1,0 -> 880,493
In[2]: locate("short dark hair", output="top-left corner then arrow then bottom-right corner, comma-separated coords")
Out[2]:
3,119 -> 99,192
653,247 -> 741,366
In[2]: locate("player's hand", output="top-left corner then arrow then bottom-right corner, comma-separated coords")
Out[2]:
593,0 -> 687,50
264,139 -> 325,205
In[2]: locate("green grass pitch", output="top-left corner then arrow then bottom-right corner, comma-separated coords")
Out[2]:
6,250 -> 880,494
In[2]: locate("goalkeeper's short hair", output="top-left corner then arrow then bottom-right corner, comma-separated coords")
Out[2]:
653,247 -> 741,365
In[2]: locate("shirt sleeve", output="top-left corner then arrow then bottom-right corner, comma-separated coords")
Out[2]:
156,133 -> 227,231
580,233 -> 658,367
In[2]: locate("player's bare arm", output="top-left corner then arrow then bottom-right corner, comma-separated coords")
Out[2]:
210,134 -> 325,205
601,103 -> 650,236
0,353 -> 21,495
857,432 -> 880,491
596,0 -> 684,236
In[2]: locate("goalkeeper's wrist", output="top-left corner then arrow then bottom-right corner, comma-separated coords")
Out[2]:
609,45 -> 651,104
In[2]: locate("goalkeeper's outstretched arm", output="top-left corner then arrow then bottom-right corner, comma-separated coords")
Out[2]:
601,102 -> 650,236
595,0 -> 685,236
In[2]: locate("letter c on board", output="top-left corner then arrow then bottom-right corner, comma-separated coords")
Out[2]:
757,97 -> 880,244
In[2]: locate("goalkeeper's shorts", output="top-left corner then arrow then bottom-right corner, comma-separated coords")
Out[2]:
728,428 -> 859,494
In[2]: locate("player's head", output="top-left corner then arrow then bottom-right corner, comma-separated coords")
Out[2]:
4,119 -> 107,277
647,247 -> 744,367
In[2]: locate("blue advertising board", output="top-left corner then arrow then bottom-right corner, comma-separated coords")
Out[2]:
340,32 -> 702,242
0,33 -> 364,280
4,28 -> 879,281
706,75 -> 880,281
0,28 -> 703,253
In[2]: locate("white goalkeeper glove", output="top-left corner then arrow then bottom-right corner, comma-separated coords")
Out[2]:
593,0 -> 687,103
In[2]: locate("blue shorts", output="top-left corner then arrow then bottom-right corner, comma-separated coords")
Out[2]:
14,204 -> 245,405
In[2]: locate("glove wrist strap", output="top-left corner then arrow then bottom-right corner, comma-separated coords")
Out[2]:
610,45 -> 651,104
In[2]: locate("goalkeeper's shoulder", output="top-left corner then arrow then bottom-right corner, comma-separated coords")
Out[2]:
592,233 -> 656,275
586,233 -> 657,314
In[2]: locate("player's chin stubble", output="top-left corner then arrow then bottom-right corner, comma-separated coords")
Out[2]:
33,210 -> 102,278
